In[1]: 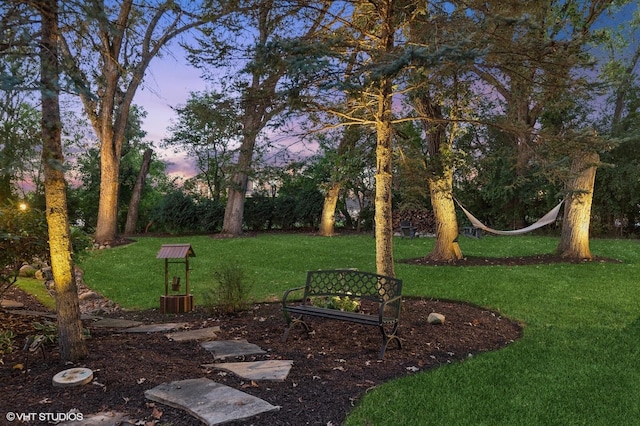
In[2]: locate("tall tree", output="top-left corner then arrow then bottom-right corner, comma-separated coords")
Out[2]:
370,0 -> 398,277
467,1 -> 611,223
405,2 -> 478,261
37,0 -> 87,362
58,0 -> 220,244
593,6 -> 640,235
187,0 -> 337,236
211,0 -> 333,236
163,90 -> 240,200
317,126 -> 365,236
123,147 -> 153,235
0,2 -> 42,202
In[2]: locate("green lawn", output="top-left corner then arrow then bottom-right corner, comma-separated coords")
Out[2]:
78,234 -> 640,425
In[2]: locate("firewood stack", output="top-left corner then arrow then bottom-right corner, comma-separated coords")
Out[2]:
393,209 -> 436,235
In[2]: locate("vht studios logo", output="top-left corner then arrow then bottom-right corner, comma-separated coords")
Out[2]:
5,411 -> 84,422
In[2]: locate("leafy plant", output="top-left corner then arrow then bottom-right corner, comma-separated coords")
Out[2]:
202,263 -> 253,314
0,202 -> 49,298
0,329 -> 16,364
311,295 -> 360,312
31,320 -> 58,344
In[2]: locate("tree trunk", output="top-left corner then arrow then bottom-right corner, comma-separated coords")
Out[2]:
412,91 -> 462,261
375,105 -> 395,278
39,0 -> 87,362
94,143 -> 120,243
557,151 -> 599,259
319,182 -> 341,236
124,148 -> 152,235
428,171 -> 462,261
223,172 -> 249,235
222,130 -> 258,235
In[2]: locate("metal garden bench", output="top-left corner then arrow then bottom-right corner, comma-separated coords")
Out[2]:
281,269 -> 403,359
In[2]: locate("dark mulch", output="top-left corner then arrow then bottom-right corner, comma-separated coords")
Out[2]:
401,253 -> 622,266
0,285 -> 521,425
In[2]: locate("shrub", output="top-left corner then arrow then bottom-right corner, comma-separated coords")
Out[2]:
151,191 -> 204,233
295,188 -> 324,228
202,263 -> 253,314
196,198 -> 225,233
244,195 -> 274,231
272,195 -> 297,229
0,202 -> 48,298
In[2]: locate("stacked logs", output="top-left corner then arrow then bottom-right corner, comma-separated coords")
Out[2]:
393,209 -> 436,235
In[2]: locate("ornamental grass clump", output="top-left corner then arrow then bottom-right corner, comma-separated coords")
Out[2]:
203,262 -> 253,314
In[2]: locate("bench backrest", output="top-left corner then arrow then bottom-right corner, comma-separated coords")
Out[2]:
304,269 -> 402,302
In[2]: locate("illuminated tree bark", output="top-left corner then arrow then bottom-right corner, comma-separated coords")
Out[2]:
319,183 -> 341,236
370,0 -> 397,278
39,0 -> 87,362
428,172 -> 462,261
375,108 -> 395,277
58,0 -> 211,244
412,92 -> 462,261
557,151 -> 599,259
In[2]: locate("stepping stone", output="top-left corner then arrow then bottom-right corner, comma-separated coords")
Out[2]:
8,309 -> 101,321
52,367 -> 94,387
90,318 -> 144,328
57,411 -> 131,426
1,299 -> 24,309
166,326 -> 220,342
201,339 -> 266,360
6,309 -> 57,319
145,378 -> 279,425
202,360 -> 293,382
124,322 -> 189,333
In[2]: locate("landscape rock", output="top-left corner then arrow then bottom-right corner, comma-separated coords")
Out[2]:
428,312 -> 446,325
36,267 -> 53,281
79,291 -> 101,301
19,264 -> 37,277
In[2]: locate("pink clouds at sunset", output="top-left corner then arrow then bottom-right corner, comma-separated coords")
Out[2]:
132,45 -> 207,180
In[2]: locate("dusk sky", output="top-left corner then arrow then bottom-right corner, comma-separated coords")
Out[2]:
132,45 -> 207,180
126,2 -> 638,182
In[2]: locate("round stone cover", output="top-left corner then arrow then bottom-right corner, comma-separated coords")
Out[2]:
52,367 -> 94,387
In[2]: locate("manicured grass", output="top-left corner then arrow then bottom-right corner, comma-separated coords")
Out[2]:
15,278 -> 56,310
78,234 -> 640,425
79,234 -> 384,309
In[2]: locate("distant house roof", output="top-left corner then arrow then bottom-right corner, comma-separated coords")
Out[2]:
156,244 -> 196,259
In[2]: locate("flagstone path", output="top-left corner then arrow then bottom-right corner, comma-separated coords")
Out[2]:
200,339 -> 266,359
202,360 -> 294,382
145,378 -> 280,425
3,301 -> 290,425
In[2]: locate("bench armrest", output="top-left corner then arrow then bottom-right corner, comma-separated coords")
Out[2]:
378,295 -> 402,320
282,286 -> 306,307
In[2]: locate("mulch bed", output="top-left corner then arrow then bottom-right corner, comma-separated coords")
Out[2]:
0,284 -> 522,425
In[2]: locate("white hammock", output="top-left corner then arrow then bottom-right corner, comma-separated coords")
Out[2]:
455,199 -> 564,236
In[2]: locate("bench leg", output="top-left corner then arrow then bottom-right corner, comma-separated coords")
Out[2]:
378,323 -> 401,360
282,315 -> 310,342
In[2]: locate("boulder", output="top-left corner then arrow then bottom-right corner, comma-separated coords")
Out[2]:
428,312 -> 446,325
19,264 -> 37,277
35,267 -> 53,281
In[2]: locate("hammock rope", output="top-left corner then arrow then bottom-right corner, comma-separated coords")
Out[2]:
455,198 -> 564,236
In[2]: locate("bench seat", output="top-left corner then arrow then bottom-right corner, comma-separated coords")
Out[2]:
281,269 -> 403,359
